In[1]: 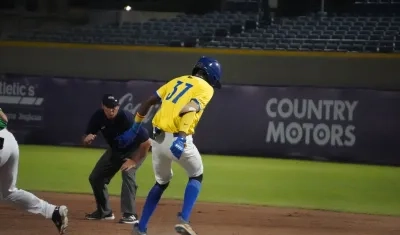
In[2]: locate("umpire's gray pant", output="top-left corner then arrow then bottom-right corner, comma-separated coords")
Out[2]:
89,148 -> 142,217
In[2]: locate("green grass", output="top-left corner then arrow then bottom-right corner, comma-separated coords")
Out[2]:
16,145 -> 400,216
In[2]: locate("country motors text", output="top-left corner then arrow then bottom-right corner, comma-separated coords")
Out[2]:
265,98 -> 358,147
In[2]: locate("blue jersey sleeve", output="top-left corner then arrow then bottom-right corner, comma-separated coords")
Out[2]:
121,110 -> 149,143
135,126 -> 150,144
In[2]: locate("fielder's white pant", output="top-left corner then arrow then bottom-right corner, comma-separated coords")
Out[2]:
151,132 -> 203,185
0,128 -> 56,219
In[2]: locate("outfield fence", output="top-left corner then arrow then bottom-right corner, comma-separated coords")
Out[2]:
1,73 -> 399,166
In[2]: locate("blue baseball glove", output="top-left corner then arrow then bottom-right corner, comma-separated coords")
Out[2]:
170,136 -> 186,159
115,122 -> 141,148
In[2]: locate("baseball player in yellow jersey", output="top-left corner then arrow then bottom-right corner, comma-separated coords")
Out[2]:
115,56 -> 222,235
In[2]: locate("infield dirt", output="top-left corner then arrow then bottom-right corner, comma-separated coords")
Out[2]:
0,192 -> 399,235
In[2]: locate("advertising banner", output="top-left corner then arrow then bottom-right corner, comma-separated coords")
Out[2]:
1,74 -> 399,166
0,74 -> 47,141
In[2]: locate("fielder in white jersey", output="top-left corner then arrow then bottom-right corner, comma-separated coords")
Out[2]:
0,108 -> 69,234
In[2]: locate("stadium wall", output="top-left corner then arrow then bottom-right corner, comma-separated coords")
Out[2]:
0,41 -> 400,90
0,42 -> 399,166
0,73 -> 399,166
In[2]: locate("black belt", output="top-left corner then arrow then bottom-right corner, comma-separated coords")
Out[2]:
153,127 -> 179,139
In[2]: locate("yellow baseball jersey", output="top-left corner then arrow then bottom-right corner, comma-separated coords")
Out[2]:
152,75 -> 214,135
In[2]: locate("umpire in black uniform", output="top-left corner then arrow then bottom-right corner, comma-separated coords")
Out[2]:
82,94 -> 151,224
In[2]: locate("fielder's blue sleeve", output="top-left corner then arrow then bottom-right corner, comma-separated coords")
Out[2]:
134,127 -> 150,144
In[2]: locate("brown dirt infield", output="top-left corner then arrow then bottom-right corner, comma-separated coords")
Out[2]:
0,191 -> 399,235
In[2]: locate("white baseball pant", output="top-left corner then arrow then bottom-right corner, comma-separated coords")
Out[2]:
0,128 -> 56,219
151,132 -> 203,185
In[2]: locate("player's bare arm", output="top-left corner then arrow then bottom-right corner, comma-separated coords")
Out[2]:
0,108 -> 8,123
136,95 -> 161,119
115,95 -> 160,148
120,139 -> 151,171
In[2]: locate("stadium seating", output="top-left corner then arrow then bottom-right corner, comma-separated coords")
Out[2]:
218,13 -> 400,53
3,0 -> 400,53
354,0 -> 400,4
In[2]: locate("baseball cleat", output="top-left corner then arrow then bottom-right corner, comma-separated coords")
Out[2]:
175,224 -> 197,235
132,223 -> 147,235
51,205 -> 68,235
119,214 -> 139,224
175,212 -> 197,235
85,210 -> 115,220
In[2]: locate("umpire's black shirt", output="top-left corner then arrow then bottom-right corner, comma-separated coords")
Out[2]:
85,109 -> 149,153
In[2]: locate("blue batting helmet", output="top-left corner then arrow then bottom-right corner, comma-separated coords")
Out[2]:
192,56 -> 222,89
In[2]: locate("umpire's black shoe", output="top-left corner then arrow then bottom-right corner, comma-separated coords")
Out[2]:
119,213 -> 139,224
85,210 -> 115,220
52,206 -> 69,234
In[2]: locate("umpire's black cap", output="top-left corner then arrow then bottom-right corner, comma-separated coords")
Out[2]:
102,94 -> 119,108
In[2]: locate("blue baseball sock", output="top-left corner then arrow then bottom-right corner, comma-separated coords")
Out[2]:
138,184 -> 165,232
180,179 -> 202,222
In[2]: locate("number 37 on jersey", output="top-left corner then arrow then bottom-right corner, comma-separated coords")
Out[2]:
156,75 -> 215,112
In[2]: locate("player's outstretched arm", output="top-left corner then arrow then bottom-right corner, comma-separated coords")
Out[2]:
115,94 -> 161,148
135,94 -> 161,121
135,82 -> 167,121
0,108 -> 8,123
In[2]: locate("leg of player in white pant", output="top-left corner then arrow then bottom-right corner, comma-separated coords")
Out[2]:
0,129 -> 68,234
